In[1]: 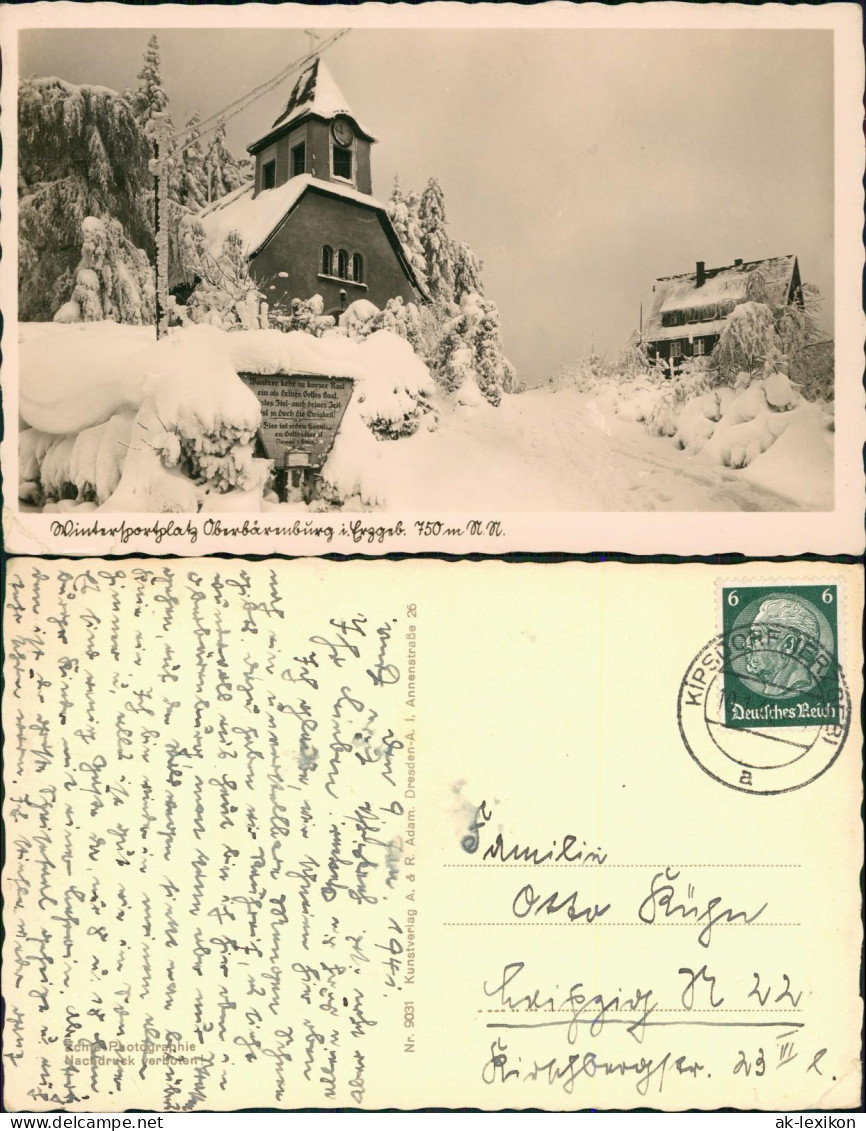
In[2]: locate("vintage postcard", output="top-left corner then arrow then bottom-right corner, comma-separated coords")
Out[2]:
1,2 -> 864,556
3,559 -> 862,1111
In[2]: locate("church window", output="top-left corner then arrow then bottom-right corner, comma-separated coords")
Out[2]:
262,160 -> 276,191
332,145 -> 353,181
337,250 -> 349,280
352,253 -> 364,284
292,143 -> 306,177
322,246 -> 333,275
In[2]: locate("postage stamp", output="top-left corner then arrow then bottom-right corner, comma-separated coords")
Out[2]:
677,584 -> 849,795
721,584 -> 839,729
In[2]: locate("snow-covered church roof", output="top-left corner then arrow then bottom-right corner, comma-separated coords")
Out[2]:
196,174 -> 429,299
643,255 -> 799,343
199,174 -> 387,257
248,57 -> 377,154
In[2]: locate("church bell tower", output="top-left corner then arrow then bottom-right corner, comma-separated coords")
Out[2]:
247,58 -> 377,198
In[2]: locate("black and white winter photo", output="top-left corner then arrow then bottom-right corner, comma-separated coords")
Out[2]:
12,23 -> 839,517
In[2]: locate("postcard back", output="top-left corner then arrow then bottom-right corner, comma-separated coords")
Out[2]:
3,559 -> 862,1110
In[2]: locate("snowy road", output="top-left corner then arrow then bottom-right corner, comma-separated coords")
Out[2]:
380,387 -> 811,512
20,318 -> 827,515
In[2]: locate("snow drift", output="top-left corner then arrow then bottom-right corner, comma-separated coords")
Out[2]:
18,322 -> 435,512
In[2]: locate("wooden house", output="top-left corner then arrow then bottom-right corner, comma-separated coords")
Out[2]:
642,255 -> 804,373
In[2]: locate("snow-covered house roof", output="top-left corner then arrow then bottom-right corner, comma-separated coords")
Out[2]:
196,174 -> 429,299
248,58 -> 377,154
643,255 -> 800,343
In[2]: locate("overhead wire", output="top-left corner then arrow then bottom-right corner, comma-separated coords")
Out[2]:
156,28 -> 350,163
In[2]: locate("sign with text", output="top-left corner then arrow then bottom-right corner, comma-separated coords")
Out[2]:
239,372 -> 354,467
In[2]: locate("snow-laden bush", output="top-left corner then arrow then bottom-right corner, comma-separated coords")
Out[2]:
101,440 -> 203,513
673,388 -> 736,454
615,382 -> 666,425
66,413 -> 136,502
141,332 -> 262,486
339,297 -> 423,354
102,359 -> 268,511
633,347 -> 807,470
645,362 -> 713,437
377,298 -> 424,354
339,299 -> 380,340
712,301 -> 778,383
614,337 -> 651,379
55,216 -> 155,325
702,383 -> 798,470
551,354 -> 610,393
270,294 -> 336,337
304,331 -> 436,506
352,331 -> 436,440
39,435 -> 78,501
181,221 -> 264,331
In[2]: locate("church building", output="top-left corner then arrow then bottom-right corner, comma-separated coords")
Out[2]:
197,57 -> 427,318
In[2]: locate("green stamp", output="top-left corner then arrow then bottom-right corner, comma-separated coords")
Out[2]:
722,585 -> 839,730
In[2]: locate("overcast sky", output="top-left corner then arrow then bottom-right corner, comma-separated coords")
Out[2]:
20,27 -> 833,382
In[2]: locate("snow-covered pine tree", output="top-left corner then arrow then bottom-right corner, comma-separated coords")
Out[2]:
471,295 -> 514,405
387,177 -> 428,287
431,307 -> 476,398
452,241 -> 484,303
387,174 -> 403,217
131,34 -> 170,126
418,177 -> 455,304
18,76 -> 154,320
430,292 -> 516,406
203,119 -> 247,203
376,297 -> 423,354
55,215 -> 155,325
176,113 -> 209,211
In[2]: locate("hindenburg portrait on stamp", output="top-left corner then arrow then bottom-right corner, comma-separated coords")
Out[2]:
741,595 -> 825,698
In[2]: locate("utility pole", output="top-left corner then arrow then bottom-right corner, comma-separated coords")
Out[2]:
149,112 -> 173,340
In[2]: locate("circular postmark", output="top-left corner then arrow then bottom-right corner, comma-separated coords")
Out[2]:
677,633 -> 850,795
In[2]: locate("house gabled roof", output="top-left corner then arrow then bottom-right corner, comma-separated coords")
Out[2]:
643,255 -> 799,343
248,58 -> 377,155
197,174 -> 429,301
